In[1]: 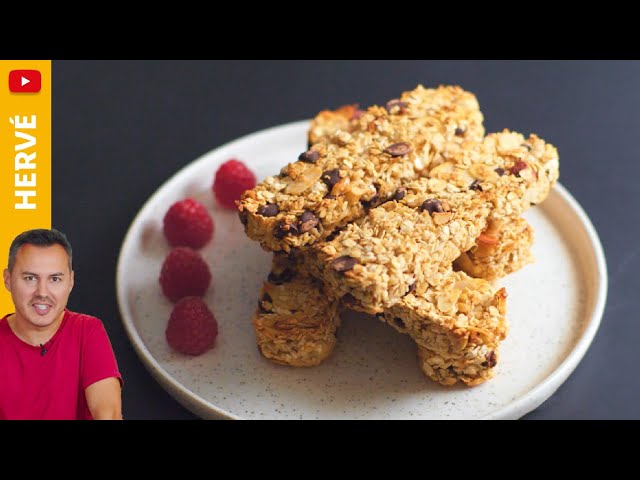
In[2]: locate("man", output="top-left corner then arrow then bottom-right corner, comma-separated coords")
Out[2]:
0,228 -> 122,420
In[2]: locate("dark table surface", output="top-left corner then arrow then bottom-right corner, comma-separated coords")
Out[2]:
52,60 -> 639,420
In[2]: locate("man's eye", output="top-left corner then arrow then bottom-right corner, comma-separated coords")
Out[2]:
24,276 -> 35,281
51,277 -> 61,282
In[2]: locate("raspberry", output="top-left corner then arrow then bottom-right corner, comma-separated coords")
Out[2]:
212,159 -> 256,210
166,296 -> 218,355
159,247 -> 211,303
163,198 -> 214,249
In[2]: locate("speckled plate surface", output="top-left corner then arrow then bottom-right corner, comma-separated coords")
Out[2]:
116,121 -> 607,420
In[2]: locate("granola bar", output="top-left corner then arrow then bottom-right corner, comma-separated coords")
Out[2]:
295,130 -> 558,314
297,184 -> 492,314
308,110 -> 553,282
257,256 -> 507,386
455,217 -> 535,281
253,254 -> 341,367
238,84 -> 485,252
427,129 -> 559,222
381,270 -> 508,386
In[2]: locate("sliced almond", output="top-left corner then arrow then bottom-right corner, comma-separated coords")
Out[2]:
437,288 -> 461,313
469,163 -> 499,182
450,168 -> 475,187
334,130 -> 352,145
427,178 -> 448,192
284,164 -> 322,195
432,211 -> 453,225
429,161 -> 454,178
494,287 -> 507,314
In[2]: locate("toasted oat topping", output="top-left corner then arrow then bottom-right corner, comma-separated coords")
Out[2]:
239,84 -> 485,252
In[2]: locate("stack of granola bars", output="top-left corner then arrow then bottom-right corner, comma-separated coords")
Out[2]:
238,84 -> 559,386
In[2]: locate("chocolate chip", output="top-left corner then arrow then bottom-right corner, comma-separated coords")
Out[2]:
274,224 -> 286,239
494,167 -> 505,176
361,194 -> 379,210
276,251 -> 297,266
288,223 -> 300,236
455,127 -> 466,136
238,210 -> 248,226
325,230 -> 341,242
321,169 -> 341,190
342,293 -> 358,307
384,142 -> 411,157
420,198 -> 444,214
521,143 -> 532,151
469,180 -> 483,191
406,282 -> 416,294
330,256 -> 357,272
298,150 -> 319,163
385,99 -> 407,113
258,293 -> 273,312
257,203 -> 279,217
362,184 -> 380,209
393,187 -> 407,201
485,351 -> 497,368
274,221 -> 299,239
510,160 -> 528,177
323,193 -> 336,200
267,269 -> 294,285
298,210 -> 319,233
393,317 -> 406,329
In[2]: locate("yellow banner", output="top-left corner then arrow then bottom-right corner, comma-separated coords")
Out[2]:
0,60 -> 51,314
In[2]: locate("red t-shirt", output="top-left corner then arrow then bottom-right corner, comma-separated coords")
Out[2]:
0,309 -> 122,420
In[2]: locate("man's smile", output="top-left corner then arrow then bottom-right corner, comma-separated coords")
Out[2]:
32,302 -> 52,316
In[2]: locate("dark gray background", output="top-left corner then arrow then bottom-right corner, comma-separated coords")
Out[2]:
52,60 -> 639,420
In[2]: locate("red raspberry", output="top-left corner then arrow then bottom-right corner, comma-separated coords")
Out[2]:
212,159 -> 256,210
166,296 -> 218,355
159,247 -> 211,303
163,198 -> 214,249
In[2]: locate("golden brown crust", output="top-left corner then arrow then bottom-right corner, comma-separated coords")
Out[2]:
296,187 -> 492,314
383,271 -> 508,386
455,217 -> 535,281
291,130 -> 557,313
238,84 -> 485,252
253,255 -> 340,367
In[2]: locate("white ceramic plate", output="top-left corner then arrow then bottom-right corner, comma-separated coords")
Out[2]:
116,121 -> 608,420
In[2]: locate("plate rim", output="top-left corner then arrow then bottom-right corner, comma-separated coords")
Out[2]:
480,182 -> 608,419
116,120 -> 608,420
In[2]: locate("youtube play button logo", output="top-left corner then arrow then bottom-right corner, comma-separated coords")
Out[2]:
9,69 -> 41,93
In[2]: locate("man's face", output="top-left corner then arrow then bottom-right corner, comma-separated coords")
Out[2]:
3,244 -> 74,329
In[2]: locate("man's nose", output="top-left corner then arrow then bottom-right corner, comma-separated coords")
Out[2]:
36,279 -> 49,296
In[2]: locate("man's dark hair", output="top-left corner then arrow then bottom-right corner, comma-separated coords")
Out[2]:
7,228 -> 73,272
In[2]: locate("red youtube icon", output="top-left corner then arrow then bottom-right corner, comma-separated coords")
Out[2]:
9,69 -> 41,93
